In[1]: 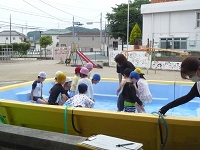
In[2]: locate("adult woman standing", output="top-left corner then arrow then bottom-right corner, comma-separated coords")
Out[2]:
159,56 -> 200,115
114,54 -> 136,83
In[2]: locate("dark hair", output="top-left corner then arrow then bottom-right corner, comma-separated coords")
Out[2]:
114,54 -> 127,66
124,68 -> 132,77
181,56 -> 200,79
139,74 -> 146,79
78,83 -> 88,94
80,73 -> 87,78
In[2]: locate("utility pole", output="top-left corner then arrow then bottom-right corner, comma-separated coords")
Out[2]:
100,12 -> 102,52
127,0 -> 130,50
72,16 -> 75,42
10,14 -> 11,44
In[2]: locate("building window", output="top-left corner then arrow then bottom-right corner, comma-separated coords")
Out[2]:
56,42 -> 59,47
197,12 -> 200,28
160,38 -> 187,50
113,41 -> 118,50
160,38 -> 172,49
174,38 -> 187,49
6,37 -> 8,40
13,37 -> 15,40
61,44 -> 66,47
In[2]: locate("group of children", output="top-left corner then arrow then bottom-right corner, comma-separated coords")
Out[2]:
30,63 -> 152,113
30,62 -> 101,108
117,68 -> 152,113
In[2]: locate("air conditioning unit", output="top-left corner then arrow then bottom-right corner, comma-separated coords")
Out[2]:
189,41 -> 196,46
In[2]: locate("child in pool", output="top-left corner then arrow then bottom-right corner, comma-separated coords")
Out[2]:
65,83 -> 94,108
135,68 -> 152,113
121,71 -> 143,112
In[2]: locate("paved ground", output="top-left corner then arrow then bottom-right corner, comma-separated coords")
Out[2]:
0,59 -> 188,87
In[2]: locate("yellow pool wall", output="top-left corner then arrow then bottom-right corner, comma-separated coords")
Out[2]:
0,79 -> 199,150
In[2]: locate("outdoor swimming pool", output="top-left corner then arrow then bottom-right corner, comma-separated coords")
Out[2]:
0,80 -> 199,117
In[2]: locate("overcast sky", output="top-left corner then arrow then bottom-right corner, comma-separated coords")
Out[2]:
0,0 -> 128,34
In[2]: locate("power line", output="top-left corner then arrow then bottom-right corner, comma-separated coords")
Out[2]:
0,21 -> 49,30
38,0 -> 88,20
0,16 -> 69,26
22,0 -> 70,24
0,5 -> 72,28
0,6 -> 58,21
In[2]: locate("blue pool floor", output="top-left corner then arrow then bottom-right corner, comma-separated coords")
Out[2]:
0,81 -> 199,117
93,95 -> 198,117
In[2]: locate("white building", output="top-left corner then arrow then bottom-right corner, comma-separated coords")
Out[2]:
41,29 -> 70,50
0,30 -> 26,45
141,0 -> 200,51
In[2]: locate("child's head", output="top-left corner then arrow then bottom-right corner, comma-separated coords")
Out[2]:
180,56 -> 200,80
124,68 -> 132,78
134,68 -> 145,79
75,67 -> 81,75
38,72 -> 46,82
92,74 -> 101,84
55,71 -> 63,80
56,72 -> 66,84
64,77 -> 72,89
80,67 -> 89,78
78,83 -> 88,94
85,63 -> 93,72
129,71 -> 140,83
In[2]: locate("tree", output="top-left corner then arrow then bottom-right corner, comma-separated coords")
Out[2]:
39,35 -> 53,59
129,23 -> 142,45
106,0 -> 150,50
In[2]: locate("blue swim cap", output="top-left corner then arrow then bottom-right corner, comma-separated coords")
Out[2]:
92,74 -> 101,81
129,71 -> 140,80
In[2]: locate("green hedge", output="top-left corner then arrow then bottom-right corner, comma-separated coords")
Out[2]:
0,42 -> 31,56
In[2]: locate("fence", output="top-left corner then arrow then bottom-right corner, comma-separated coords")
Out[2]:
0,48 -> 19,62
109,47 -> 191,71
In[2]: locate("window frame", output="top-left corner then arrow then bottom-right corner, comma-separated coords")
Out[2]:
160,37 -> 187,50
196,12 -> 200,28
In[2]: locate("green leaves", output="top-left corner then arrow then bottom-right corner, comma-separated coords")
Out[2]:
39,35 -> 53,48
106,0 -> 150,44
129,23 -> 142,45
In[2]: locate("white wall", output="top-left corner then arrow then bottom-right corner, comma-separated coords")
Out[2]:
0,36 -> 23,44
142,10 -> 200,51
142,0 -> 200,51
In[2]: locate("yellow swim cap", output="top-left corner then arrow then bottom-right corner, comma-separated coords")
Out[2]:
56,72 -> 66,83
134,68 -> 143,75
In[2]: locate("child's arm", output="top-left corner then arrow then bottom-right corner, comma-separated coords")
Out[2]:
30,89 -> 34,101
134,83 -> 139,95
130,85 -> 143,107
85,97 -> 95,108
30,81 -> 37,101
116,79 -> 126,96
64,97 -> 73,105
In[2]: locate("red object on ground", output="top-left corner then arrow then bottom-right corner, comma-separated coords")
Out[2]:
76,50 -> 98,68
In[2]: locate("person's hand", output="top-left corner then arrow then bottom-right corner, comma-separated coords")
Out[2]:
116,89 -> 120,96
158,109 -> 164,115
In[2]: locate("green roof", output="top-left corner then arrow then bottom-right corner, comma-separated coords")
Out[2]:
42,29 -> 71,35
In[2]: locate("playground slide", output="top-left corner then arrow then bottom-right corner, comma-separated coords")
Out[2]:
76,50 -> 98,68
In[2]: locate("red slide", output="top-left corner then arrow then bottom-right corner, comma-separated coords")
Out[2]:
76,50 -> 98,68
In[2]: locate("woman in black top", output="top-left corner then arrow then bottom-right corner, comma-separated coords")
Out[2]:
159,56 -> 200,115
114,54 -> 135,83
